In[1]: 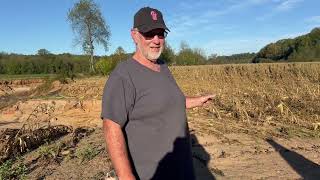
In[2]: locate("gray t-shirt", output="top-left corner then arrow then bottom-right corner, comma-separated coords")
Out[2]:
101,58 -> 195,180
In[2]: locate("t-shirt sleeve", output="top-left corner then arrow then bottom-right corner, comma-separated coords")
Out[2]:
101,72 -> 135,127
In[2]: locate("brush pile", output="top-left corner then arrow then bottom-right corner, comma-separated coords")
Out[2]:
0,125 -> 72,164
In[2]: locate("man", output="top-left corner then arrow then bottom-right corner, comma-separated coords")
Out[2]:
101,7 -> 214,180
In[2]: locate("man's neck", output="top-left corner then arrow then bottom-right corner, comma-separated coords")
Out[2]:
132,52 -> 160,72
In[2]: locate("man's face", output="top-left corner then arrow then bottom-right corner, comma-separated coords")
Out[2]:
134,28 -> 166,61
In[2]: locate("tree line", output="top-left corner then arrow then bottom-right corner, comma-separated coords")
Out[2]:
0,44 -> 257,76
2,25 -> 319,76
0,51 -> 89,75
253,27 -> 320,63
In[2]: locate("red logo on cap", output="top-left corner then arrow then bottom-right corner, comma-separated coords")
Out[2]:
151,11 -> 157,21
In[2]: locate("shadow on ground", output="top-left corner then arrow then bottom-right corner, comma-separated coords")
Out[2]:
191,134 -> 217,180
267,138 -> 320,180
151,134 -> 216,180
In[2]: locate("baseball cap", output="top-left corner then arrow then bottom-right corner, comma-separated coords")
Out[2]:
133,7 -> 170,33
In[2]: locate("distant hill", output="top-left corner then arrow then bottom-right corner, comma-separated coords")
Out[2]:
253,27 -> 320,63
207,53 -> 256,64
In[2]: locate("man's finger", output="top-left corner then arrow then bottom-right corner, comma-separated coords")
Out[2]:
205,94 -> 215,101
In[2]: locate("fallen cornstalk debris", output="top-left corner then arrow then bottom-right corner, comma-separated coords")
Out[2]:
0,125 -> 72,164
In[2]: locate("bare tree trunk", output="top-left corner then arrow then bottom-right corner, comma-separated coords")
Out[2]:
90,50 -> 94,73
88,25 -> 95,73
85,19 -> 95,73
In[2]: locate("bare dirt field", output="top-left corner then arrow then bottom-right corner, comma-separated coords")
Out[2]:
1,62 -> 320,179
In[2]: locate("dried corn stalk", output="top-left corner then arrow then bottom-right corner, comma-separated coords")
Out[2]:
0,125 -> 72,164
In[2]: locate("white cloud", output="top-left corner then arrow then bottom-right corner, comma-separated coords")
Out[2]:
178,1 -> 211,10
278,31 -> 309,39
202,38 -> 273,55
200,0 -> 266,18
275,0 -> 303,11
164,0 -> 308,56
257,0 -> 303,21
305,16 -> 320,24
201,29 -> 309,55
167,0 -> 265,38
164,0 -> 272,55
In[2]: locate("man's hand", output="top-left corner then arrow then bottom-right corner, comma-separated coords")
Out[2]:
186,94 -> 215,109
198,94 -> 215,107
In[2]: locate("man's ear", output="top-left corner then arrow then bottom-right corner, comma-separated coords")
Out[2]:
131,30 -> 138,44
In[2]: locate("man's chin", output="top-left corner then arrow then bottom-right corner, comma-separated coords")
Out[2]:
148,55 -> 160,61
145,52 -> 161,61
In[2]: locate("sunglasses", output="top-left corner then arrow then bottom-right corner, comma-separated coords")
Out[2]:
139,30 -> 167,40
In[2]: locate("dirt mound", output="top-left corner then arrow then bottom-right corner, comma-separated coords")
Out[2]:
0,79 -> 44,98
1,99 -> 102,129
0,79 -> 44,86
61,77 -> 106,99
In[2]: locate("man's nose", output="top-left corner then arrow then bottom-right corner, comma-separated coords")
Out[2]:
152,35 -> 160,44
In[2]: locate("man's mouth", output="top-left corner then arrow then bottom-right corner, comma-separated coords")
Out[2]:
150,47 -> 160,51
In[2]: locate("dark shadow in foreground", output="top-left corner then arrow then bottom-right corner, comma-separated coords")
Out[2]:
151,134 -> 216,180
191,134 -> 217,180
267,138 -> 320,180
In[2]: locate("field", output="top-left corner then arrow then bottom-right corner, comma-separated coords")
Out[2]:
1,62 -> 320,179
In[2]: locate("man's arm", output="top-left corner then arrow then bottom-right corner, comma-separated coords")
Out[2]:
185,94 -> 215,109
103,119 -> 135,180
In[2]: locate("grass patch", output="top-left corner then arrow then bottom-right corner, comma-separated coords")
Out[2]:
76,145 -> 100,163
0,159 -> 27,180
285,126 -> 320,138
37,143 -> 62,159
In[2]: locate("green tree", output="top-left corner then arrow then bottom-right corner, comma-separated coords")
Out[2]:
68,0 -> 111,73
6,60 -> 22,74
179,41 -> 190,51
37,49 -> 51,56
253,27 -> 320,63
0,60 -> 4,73
160,43 -> 175,65
114,46 -> 126,55
175,42 -> 206,65
110,46 -> 129,62
95,47 -> 128,75
95,57 -> 117,75
208,53 -> 255,64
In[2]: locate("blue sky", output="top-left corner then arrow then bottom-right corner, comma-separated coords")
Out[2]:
1,0 -> 319,56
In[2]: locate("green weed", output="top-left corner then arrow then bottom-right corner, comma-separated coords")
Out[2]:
76,146 -> 100,163
0,159 -> 27,180
37,143 -> 62,159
